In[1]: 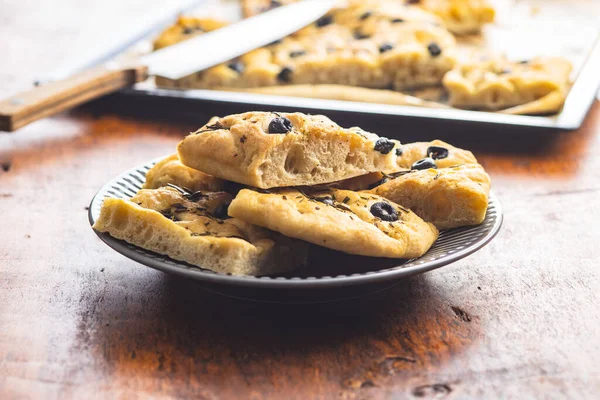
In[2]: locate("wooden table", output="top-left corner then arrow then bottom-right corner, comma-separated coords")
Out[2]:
1,1 -> 600,399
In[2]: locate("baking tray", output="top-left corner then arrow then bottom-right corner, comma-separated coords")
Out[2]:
66,0 -> 599,133
103,30 -> 600,133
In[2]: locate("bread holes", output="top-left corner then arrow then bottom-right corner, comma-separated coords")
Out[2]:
345,151 -> 359,165
284,145 -> 305,175
489,90 -> 500,106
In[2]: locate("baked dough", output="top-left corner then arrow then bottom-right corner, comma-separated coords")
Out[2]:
228,188 -> 439,258
395,139 -> 478,169
443,56 -> 572,112
153,16 -> 228,50
418,0 -> 495,34
176,111 -> 401,189
242,0 -> 494,34
154,0 -> 457,90
217,84 -> 447,108
93,187 -> 308,275
143,154 -> 224,192
369,163 -> 491,229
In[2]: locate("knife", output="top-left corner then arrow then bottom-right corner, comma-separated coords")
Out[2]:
0,0 -> 336,132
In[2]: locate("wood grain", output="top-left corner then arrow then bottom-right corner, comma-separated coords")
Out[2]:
1,0 -> 600,399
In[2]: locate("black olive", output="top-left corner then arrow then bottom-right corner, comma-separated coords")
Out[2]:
374,138 -> 396,154
518,60 -> 529,64
379,43 -> 394,53
268,117 -> 293,134
213,202 -> 231,219
395,147 -> 403,156
368,177 -> 388,190
182,26 -> 202,35
360,11 -> 372,20
269,0 -> 282,8
289,50 -> 306,58
370,202 -> 398,222
227,61 -> 244,74
391,18 -> 404,23
498,68 -> 512,75
316,15 -> 333,27
411,157 -> 437,170
277,67 -> 293,82
427,42 -> 442,57
269,39 -> 282,46
187,191 -> 207,202
406,0 -> 421,4
354,31 -> 371,40
427,146 -> 449,160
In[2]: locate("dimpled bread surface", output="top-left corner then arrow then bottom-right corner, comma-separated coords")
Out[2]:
154,0 -> 457,91
228,188 -> 439,258
143,154 -> 224,192
93,187 -> 308,276
369,163 -> 491,229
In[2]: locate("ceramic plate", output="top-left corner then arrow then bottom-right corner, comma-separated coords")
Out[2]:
89,156 -> 503,298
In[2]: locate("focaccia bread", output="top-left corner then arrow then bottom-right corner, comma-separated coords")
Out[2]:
229,188 -> 439,258
242,0 -> 494,34
417,0 -> 495,34
93,187 -> 308,276
154,0 -> 457,91
327,139 -> 478,191
177,111 -> 401,189
153,16 -> 228,50
143,154 -> 224,192
369,163 -> 491,229
395,139 -> 478,169
443,56 -> 572,112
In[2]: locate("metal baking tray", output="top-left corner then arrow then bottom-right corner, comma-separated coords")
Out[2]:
105,34 -> 600,132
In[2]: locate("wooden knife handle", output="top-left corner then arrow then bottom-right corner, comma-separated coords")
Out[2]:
0,63 -> 148,132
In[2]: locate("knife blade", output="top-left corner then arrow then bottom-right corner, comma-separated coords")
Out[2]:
143,0 -> 337,79
0,0 -> 336,132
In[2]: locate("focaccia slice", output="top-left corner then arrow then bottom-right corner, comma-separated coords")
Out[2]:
331,139 -> 478,191
155,0 -> 456,91
93,187 -> 308,276
395,139 -> 478,169
229,188 -> 439,258
143,154 -> 224,192
177,111 -> 401,189
443,56 -> 572,112
369,163 -> 491,229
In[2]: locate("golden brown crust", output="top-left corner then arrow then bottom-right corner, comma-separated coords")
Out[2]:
92,187 -> 308,275
177,111 -> 400,189
154,1 -> 456,90
241,0 -> 495,34
396,140 -> 478,169
443,56 -> 572,112
369,164 -> 490,229
419,0 -> 495,34
153,16 -> 228,50
229,188 -> 438,258
143,154 -> 224,192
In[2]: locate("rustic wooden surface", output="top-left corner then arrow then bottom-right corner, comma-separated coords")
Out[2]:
1,1 -> 600,399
